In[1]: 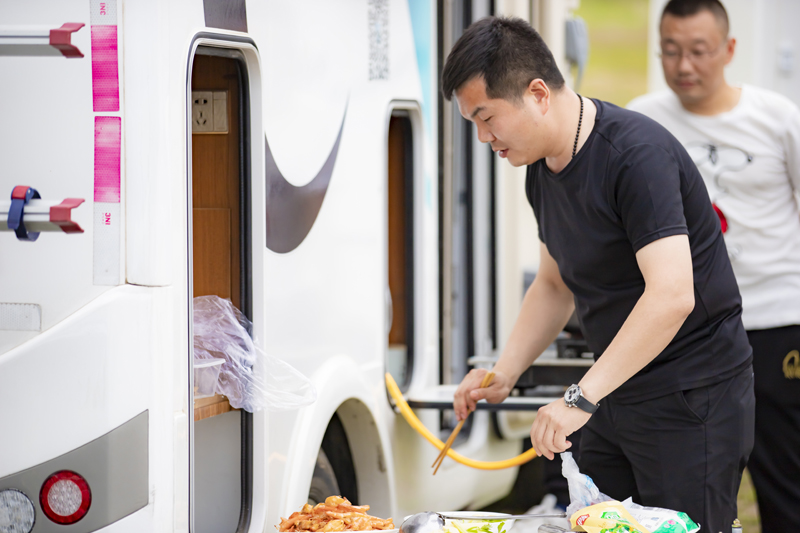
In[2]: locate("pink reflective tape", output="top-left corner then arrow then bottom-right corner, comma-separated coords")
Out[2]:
91,25 -> 119,112
94,117 -> 121,203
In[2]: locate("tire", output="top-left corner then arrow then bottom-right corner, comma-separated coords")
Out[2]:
308,448 -> 341,505
307,413 -> 358,505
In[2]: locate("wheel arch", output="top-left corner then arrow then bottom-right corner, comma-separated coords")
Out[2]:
279,355 -> 396,521
336,397 -> 393,517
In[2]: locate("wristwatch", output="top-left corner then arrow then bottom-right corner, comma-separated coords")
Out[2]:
564,384 -> 598,414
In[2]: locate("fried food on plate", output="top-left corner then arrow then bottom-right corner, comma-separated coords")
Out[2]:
278,496 -> 395,532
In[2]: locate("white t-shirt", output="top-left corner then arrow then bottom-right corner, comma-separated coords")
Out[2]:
629,85 -> 800,330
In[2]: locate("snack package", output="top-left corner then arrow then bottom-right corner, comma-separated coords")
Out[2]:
621,499 -> 700,533
570,501 -> 649,533
561,452 -> 701,533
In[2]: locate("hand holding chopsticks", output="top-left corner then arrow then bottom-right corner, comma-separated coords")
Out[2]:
432,371 -> 495,475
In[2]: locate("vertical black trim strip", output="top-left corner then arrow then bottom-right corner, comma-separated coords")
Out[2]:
459,0 -> 476,437
489,0 -> 498,352
464,0 -> 475,372
402,117 -> 415,389
464,121 -> 475,369
234,54 -> 254,533
489,139 -> 497,350
436,0 -> 445,387
186,59 -> 194,533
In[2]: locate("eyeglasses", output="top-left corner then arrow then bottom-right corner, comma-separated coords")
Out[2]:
658,42 -> 726,64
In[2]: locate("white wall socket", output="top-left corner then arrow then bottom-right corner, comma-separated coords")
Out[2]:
212,91 -> 228,132
192,91 -> 228,133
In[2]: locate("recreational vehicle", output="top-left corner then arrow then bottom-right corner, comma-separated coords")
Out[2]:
0,1 -> 585,532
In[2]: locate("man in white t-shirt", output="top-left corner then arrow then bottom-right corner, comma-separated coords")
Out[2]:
629,1 -> 800,531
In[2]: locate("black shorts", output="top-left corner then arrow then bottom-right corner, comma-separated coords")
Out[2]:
577,366 -> 755,533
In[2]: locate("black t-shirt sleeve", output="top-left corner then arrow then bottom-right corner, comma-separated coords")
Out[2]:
614,144 -> 688,252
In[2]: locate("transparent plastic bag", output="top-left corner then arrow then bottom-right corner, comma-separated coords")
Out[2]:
561,452 -> 612,518
621,498 -> 700,533
193,295 -> 316,412
561,453 -> 701,533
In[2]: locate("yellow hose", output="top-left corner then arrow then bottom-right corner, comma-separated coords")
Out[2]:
385,373 -> 538,470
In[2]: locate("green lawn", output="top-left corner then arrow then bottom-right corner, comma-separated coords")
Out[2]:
572,0 -> 650,106
738,469 -> 761,532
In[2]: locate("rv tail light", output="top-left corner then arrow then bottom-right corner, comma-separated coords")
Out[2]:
0,488 -> 36,533
39,471 -> 91,525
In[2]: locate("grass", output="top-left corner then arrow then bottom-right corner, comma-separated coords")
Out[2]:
572,0 -> 650,106
738,469 -> 761,532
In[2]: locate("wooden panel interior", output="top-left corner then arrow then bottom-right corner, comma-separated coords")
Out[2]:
388,116 -> 409,347
193,208 -> 232,300
194,394 -> 238,422
192,54 -> 241,309
191,55 -> 241,420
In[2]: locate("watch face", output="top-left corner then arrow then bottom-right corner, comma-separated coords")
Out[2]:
565,385 -> 581,404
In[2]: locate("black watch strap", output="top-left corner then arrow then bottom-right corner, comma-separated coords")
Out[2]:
565,384 -> 599,414
575,394 -> 598,414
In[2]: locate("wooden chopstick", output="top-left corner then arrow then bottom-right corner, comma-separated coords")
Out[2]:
431,419 -> 464,468
432,371 -> 495,475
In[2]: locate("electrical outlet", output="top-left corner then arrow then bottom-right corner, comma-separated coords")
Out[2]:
192,91 -> 214,133
192,90 -> 228,133
212,91 -> 228,133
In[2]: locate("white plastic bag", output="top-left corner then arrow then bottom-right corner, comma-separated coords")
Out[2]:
193,295 -> 316,412
561,452 -> 612,518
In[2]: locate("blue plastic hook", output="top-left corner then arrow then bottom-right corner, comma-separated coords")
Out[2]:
8,186 -> 42,241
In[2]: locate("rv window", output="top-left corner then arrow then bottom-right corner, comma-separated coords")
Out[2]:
386,114 -> 415,390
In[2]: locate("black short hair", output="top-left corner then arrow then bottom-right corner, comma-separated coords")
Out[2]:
441,16 -> 565,102
662,0 -> 729,36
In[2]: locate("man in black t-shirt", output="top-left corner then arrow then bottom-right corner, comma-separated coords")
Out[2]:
444,17 -> 754,533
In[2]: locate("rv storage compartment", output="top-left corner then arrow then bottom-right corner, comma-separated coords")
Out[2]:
193,358 -> 224,398
193,295 -> 316,412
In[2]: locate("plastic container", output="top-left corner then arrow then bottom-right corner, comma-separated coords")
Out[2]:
194,358 -> 224,398
442,511 -> 516,533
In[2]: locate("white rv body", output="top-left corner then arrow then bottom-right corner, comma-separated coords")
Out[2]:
0,1 -> 549,532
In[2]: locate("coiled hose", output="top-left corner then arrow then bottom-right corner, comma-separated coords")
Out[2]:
385,373 -> 538,470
